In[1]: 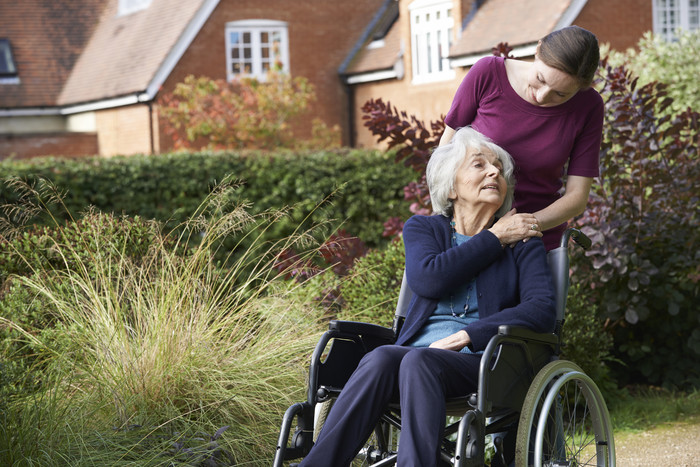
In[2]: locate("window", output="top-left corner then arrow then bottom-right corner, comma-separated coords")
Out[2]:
225,20 -> 289,82
0,39 -> 17,76
0,39 -> 19,84
653,0 -> 699,41
409,0 -> 455,83
118,0 -> 152,16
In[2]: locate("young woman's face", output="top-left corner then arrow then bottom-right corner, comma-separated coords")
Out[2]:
450,147 -> 507,211
525,57 -> 582,107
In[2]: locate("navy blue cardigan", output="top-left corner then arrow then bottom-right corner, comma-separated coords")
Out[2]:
396,215 -> 556,351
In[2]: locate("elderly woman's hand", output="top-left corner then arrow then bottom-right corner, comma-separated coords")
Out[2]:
488,208 -> 543,246
429,330 -> 471,352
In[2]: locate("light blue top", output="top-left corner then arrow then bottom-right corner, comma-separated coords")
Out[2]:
406,232 -> 481,354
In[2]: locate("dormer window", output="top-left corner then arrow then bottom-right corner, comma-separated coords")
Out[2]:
409,0 -> 455,84
118,0 -> 152,16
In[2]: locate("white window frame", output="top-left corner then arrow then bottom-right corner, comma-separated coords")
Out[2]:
225,20 -> 290,82
118,0 -> 152,16
653,0 -> 700,41
409,0 -> 455,84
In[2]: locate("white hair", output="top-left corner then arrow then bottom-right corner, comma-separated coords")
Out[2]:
426,127 -> 515,218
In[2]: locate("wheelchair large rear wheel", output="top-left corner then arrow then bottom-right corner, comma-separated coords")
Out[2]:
515,360 -> 615,467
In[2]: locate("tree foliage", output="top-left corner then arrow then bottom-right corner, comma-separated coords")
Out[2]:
160,70 -> 340,150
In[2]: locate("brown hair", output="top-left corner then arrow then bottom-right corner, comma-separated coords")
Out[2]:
538,26 -> 600,88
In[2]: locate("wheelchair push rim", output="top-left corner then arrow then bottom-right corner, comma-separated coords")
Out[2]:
515,360 -> 615,467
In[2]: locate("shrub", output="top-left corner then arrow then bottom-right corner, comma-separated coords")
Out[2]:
337,236 -> 405,328
0,178 -> 328,464
0,209 -> 165,402
0,149 -> 415,251
361,99 -> 445,236
571,57 -> 700,389
160,69 -> 325,150
560,283 -> 617,396
603,29 -> 700,117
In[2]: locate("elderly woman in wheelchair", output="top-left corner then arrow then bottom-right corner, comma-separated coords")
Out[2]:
276,127 -> 615,467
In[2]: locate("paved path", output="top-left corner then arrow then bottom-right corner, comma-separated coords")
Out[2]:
614,416 -> 700,466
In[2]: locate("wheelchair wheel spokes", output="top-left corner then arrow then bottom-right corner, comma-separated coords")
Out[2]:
542,379 -> 601,466
516,360 -> 615,467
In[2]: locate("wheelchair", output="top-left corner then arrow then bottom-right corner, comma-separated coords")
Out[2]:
274,228 -> 615,466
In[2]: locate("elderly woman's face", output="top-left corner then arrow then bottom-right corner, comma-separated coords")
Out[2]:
449,147 -> 506,212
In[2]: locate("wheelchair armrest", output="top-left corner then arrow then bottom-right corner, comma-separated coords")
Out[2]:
497,325 -> 558,346
328,320 -> 396,343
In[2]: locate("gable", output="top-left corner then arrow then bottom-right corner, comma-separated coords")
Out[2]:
58,0 -> 215,108
341,0 -> 403,80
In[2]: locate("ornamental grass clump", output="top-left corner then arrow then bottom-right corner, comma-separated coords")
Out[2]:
0,177 -> 326,465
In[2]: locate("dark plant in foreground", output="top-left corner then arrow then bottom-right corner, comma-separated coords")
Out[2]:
274,229 -> 368,311
572,56 -> 699,388
361,98 -> 445,236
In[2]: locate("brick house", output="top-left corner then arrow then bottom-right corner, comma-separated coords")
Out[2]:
0,0 -> 692,159
0,0 -> 385,158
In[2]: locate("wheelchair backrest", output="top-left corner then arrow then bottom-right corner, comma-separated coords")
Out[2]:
393,228 -> 590,336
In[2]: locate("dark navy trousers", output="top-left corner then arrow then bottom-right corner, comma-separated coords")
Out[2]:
299,345 -> 482,467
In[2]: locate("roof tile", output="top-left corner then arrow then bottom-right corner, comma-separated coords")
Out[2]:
450,0 -> 572,57
0,0 -> 106,108
58,0 -> 208,105
345,19 -> 402,75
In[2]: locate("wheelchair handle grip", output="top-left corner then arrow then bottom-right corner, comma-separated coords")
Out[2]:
561,228 -> 591,250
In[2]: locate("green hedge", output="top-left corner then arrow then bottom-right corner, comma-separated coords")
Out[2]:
0,149 -> 415,249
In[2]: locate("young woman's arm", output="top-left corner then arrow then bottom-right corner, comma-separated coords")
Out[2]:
532,175 -> 593,231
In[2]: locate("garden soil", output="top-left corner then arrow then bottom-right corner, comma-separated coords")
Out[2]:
614,415 -> 700,466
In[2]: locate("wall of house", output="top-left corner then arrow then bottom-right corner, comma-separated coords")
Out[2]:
576,0 -> 653,51
353,70 -> 468,148
353,0 -> 472,148
94,104 -> 156,156
0,103 -> 157,158
156,0 -> 387,150
0,132 -> 98,160
0,115 -> 67,134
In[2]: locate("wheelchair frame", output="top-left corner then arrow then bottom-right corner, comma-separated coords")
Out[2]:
274,228 -> 615,467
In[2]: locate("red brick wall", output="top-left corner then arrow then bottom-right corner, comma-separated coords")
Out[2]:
0,132 -> 98,160
157,0 -> 386,150
575,0 -> 653,51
